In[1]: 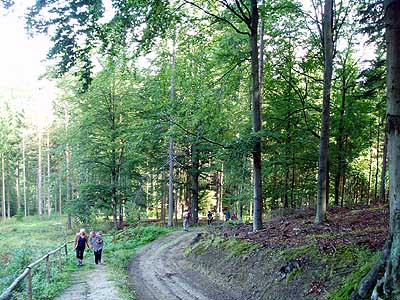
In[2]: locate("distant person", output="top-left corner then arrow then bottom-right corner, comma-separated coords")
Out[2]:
74,228 -> 90,267
224,210 -> 231,221
89,230 -> 104,265
231,213 -> 238,221
207,211 -> 213,225
183,209 -> 191,231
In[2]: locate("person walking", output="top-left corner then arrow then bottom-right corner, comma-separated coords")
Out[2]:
207,210 -> 213,225
183,209 -> 190,231
89,230 -> 104,265
74,228 -> 90,267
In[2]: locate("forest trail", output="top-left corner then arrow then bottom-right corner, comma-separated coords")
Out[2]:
54,264 -> 120,300
129,230 -> 241,300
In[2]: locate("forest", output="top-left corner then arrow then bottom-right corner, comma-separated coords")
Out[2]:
1,0 -> 400,299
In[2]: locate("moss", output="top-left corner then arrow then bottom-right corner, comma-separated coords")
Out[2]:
327,247 -> 379,300
188,235 -> 259,258
280,244 -> 318,261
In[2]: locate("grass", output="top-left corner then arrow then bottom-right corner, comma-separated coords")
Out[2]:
0,215 -> 77,300
0,216 -> 175,300
187,234 -> 260,258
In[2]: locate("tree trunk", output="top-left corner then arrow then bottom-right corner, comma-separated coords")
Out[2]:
284,164 -> 289,208
6,168 -> 10,218
315,0 -> 333,224
47,131 -> 51,216
59,180 -> 62,214
191,145 -> 200,225
168,34 -> 177,227
2,155 -> 5,221
23,134 -> 27,217
38,128 -> 44,216
374,128 -> 380,201
368,143 -> 373,205
383,1 -> 400,296
215,171 -> 221,215
341,173 -> 346,207
161,172 -> 166,225
250,0 -> 263,231
380,131 -> 388,203
16,167 -> 20,213
65,103 -> 72,229
335,72 -> 347,206
118,172 -> 123,229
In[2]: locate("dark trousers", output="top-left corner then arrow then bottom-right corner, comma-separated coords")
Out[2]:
76,247 -> 84,260
94,249 -> 102,264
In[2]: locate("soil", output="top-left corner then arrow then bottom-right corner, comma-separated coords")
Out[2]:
128,230 -> 243,300
128,206 -> 388,300
54,264 -> 120,300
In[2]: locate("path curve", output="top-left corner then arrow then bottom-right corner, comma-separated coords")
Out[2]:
129,230 -> 241,300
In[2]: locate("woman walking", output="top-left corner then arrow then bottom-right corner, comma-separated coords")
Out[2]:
74,228 -> 90,266
89,230 -> 104,265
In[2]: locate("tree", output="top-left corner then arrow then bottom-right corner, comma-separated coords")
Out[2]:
382,0 -> 400,295
352,1 -> 400,298
315,0 -> 334,224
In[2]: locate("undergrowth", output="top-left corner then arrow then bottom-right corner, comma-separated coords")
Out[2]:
0,215 -> 77,300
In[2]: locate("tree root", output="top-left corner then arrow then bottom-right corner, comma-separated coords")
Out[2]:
351,236 -> 392,300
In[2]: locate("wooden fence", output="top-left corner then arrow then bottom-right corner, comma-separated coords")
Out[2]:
0,241 -> 73,300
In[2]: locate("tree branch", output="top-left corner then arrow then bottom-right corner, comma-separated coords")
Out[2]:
217,0 -> 249,25
183,0 -> 249,36
238,0 -> 251,18
216,57 -> 249,82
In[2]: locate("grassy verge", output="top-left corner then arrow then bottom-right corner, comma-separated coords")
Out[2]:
102,225 -> 174,300
1,217 -> 174,300
0,215 -> 77,300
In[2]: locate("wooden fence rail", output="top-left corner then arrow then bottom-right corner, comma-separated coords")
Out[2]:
0,241 -> 73,300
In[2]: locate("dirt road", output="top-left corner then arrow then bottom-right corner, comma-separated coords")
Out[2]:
129,230 -> 241,300
54,264 -> 120,300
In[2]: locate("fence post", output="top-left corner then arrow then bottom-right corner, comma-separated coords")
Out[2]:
45,255 -> 51,282
28,268 -> 32,300
58,249 -> 62,271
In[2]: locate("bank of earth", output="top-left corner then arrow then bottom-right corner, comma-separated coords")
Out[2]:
185,206 -> 386,300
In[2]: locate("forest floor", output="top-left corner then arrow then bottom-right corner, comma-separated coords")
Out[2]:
128,205 -> 388,300
221,205 -> 388,251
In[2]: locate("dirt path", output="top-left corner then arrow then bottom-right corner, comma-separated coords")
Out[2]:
54,264 -> 120,300
129,230 -> 242,300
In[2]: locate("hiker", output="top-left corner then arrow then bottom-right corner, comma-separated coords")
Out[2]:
224,210 -> 231,221
207,210 -> 213,225
89,230 -> 104,265
74,228 -> 90,266
183,209 -> 191,231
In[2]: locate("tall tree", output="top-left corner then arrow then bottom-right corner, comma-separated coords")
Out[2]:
383,0 -> 400,295
1,154 -> 5,221
37,128 -> 44,216
315,0 -> 334,224
168,35 -> 177,228
352,1 -> 400,298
